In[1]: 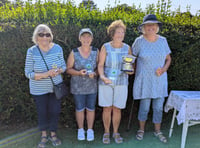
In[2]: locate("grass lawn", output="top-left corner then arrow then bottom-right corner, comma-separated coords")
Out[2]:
1,110 -> 200,148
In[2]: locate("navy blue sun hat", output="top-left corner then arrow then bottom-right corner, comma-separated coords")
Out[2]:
138,14 -> 162,32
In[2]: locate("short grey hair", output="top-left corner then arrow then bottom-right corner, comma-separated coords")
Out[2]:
32,24 -> 53,44
141,24 -> 159,34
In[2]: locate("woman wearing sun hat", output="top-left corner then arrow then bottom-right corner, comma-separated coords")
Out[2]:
131,14 -> 171,143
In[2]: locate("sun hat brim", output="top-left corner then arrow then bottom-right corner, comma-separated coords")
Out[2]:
138,20 -> 162,32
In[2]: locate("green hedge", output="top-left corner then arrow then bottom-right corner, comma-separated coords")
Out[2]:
0,0 -> 199,125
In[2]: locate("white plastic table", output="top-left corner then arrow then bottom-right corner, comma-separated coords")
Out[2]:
165,90 -> 200,148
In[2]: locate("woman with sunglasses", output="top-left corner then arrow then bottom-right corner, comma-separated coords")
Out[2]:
25,24 -> 66,148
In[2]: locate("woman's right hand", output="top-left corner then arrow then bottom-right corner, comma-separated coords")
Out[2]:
79,69 -> 87,76
100,75 -> 112,84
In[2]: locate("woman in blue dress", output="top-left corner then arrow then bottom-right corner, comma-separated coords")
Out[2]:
132,14 -> 171,143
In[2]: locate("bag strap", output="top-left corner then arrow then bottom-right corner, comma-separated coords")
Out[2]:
37,46 -> 55,85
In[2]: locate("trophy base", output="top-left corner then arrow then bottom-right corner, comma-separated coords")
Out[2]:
122,70 -> 134,72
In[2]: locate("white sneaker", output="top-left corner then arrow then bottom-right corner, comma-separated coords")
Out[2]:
78,128 -> 85,140
87,129 -> 94,141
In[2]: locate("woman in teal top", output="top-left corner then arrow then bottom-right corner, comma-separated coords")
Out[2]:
132,14 -> 171,143
98,20 -> 133,144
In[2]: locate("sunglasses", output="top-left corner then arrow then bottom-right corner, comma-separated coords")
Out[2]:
38,33 -> 51,37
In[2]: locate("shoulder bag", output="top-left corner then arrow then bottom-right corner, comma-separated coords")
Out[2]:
37,46 -> 68,100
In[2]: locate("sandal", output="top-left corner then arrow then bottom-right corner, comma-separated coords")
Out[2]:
113,133 -> 123,144
38,136 -> 48,148
136,130 -> 144,140
49,135 -> 62,146
154,131 -> 167,143
102,133 -> 110,144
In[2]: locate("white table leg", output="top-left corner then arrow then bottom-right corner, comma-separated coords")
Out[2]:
181,120 -> 189,148
169,109 -> 177,137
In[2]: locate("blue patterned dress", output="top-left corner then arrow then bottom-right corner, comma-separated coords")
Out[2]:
132,35 -> 171,100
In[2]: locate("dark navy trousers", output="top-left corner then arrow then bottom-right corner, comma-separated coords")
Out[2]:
32,93 -> 61,132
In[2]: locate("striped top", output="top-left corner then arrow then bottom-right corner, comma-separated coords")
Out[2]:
24,44 -> 66,95
70,47 -> 98,94
99,42 -> 129,86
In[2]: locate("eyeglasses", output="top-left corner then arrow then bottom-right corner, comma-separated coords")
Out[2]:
38,33 -> 51,37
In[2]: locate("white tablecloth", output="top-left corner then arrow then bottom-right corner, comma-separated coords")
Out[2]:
165,90 -> 200,125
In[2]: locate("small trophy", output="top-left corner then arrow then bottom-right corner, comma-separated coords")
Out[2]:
52,63 -> 57,69
85,63 -> 93,74
52,63 -> 58,72
122,55 -> 136,72
108,70 -> 118,81
107,69 -> 118,86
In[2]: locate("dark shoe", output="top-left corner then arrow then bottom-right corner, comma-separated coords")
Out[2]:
49,135 -> 62,146
38,136 -> 48,148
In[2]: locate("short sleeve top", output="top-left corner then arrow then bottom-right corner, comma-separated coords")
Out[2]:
132,35 -> 171,99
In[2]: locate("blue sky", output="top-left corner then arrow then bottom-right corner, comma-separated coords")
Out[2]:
74,0 -> 199,15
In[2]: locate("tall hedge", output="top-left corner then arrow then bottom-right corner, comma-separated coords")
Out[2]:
0,0 -> 199,125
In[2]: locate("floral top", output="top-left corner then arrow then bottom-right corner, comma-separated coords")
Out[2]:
70,47 -> 98,94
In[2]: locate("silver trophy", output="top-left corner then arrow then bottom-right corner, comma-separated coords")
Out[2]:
122,55 -> 136,72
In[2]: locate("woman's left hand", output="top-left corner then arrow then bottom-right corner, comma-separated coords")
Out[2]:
49,68 -> 60,77
88,72 -> 96,79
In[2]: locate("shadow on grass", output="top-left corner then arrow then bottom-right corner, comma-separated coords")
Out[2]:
1,113 -> 200,148
0,100 -> 200,148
